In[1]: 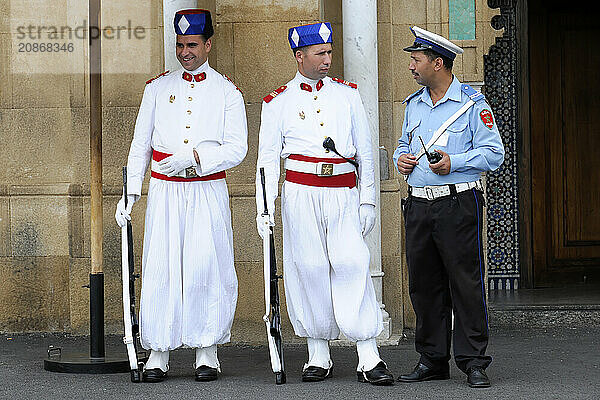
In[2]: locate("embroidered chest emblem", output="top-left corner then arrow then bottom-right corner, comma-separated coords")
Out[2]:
299,110 -> 305,120
169,95 -> 175,103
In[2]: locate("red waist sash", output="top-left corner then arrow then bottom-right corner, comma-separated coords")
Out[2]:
151,149 -> 226,182
284,154 -> 356,188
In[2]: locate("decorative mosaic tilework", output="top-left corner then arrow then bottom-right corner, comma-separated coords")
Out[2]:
483,0 -> 519,291
449,0 -> 476,40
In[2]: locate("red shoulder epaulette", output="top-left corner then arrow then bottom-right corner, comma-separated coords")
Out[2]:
146,70 -> 169,85
331,77 -> 358,89
223,74 -> 243,94
263,85 -> 287,103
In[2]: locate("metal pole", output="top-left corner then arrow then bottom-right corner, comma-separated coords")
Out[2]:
89,0 -> 105,359
45,0 -> 129,374
90,273 -> 105,358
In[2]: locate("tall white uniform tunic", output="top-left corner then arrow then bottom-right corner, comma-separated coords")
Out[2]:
127,61 -> 247,351
256,72 -> 383,341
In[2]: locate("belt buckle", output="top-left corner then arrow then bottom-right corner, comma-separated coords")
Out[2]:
425,187 -> 435,200
317,162 -> 334,177
185,167 -> 198,178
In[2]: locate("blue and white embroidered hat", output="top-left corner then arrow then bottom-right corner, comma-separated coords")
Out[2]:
174,9 -> 214,38
404,26 -> 463,60
288,22 -> 333,49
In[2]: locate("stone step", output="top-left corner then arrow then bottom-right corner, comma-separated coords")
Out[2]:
489,304 -> 600,328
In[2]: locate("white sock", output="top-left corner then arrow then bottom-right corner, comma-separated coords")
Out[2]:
356,338 -> 382,372
304,338 -> 332,370
195,345 -> 220,371
145,350 -> 169,372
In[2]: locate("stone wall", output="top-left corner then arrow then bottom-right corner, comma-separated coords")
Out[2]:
0,0 -> 501,342
0,0 -> 164,334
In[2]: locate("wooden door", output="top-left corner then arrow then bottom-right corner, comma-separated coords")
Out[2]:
530,0 -> 600,286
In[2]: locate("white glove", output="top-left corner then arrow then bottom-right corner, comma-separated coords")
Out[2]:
115,194 -> 139,228
256,213 -> 275,240
157,148 -> 196,177
359,204 -> 376,237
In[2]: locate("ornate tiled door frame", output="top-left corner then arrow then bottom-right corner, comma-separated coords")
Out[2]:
483,0 -> 529,290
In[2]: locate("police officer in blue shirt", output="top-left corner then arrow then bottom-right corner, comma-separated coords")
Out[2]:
393,26 -> 504,388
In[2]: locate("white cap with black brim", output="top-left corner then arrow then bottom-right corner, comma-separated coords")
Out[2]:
403,26 -> 463,60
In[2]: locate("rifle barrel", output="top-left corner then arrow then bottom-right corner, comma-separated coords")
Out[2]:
123,166 -> 128,207
260,167 -> 269,214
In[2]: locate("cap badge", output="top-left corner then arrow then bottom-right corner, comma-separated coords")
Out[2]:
178,15 -> 190,34
319,23 -> 331,43
291,28 -> 300,48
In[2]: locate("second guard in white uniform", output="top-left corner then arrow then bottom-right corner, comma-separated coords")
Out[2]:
256,22 -> 393,385
115,9 -> 247,382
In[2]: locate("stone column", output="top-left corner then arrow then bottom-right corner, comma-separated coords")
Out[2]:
163,0 -> 198,71
342,0 -> 390,339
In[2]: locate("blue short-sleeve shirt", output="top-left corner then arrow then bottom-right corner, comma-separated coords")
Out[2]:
392,76 -> 505,187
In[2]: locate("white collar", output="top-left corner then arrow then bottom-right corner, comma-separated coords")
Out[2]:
295,70 -> 321,86
184,59 -> 210,75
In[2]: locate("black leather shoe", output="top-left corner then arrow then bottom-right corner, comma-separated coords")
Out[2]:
357,361 -> 394,385
397,363 -> 449,383
195,365 -> 218,382
467,366 -> 490,388
142,368 -> 167,383
302,365 -> 333,382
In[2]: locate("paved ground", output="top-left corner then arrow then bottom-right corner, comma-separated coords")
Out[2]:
1,326 -> 599,400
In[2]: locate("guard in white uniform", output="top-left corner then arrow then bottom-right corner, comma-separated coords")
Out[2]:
255,22 -> 393,385
115,9 -> 247,383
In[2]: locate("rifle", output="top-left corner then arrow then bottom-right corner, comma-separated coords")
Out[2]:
259,167 -> 286,385
120,166 -> 144,382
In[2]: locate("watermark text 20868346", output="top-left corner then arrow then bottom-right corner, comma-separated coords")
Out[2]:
11,19 -> 150,73
15,20 -> 146,54
18,42 -> 74,53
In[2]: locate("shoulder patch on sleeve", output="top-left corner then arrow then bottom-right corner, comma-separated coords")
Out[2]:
145,70 -> 169,85
479,109 -> 495,129
331,77 -> 358,89
402,87 -> 424,104
223,73 -> 243,94
263,85 -> 287,103
461,84 -> 485,102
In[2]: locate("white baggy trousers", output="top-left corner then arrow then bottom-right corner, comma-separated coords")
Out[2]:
139,178 -> 238,351
282,181 -> 383,341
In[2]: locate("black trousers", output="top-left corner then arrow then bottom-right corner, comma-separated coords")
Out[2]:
403,188 -> 492,373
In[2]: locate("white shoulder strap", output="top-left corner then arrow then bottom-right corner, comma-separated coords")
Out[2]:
415,99 -> 475,161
